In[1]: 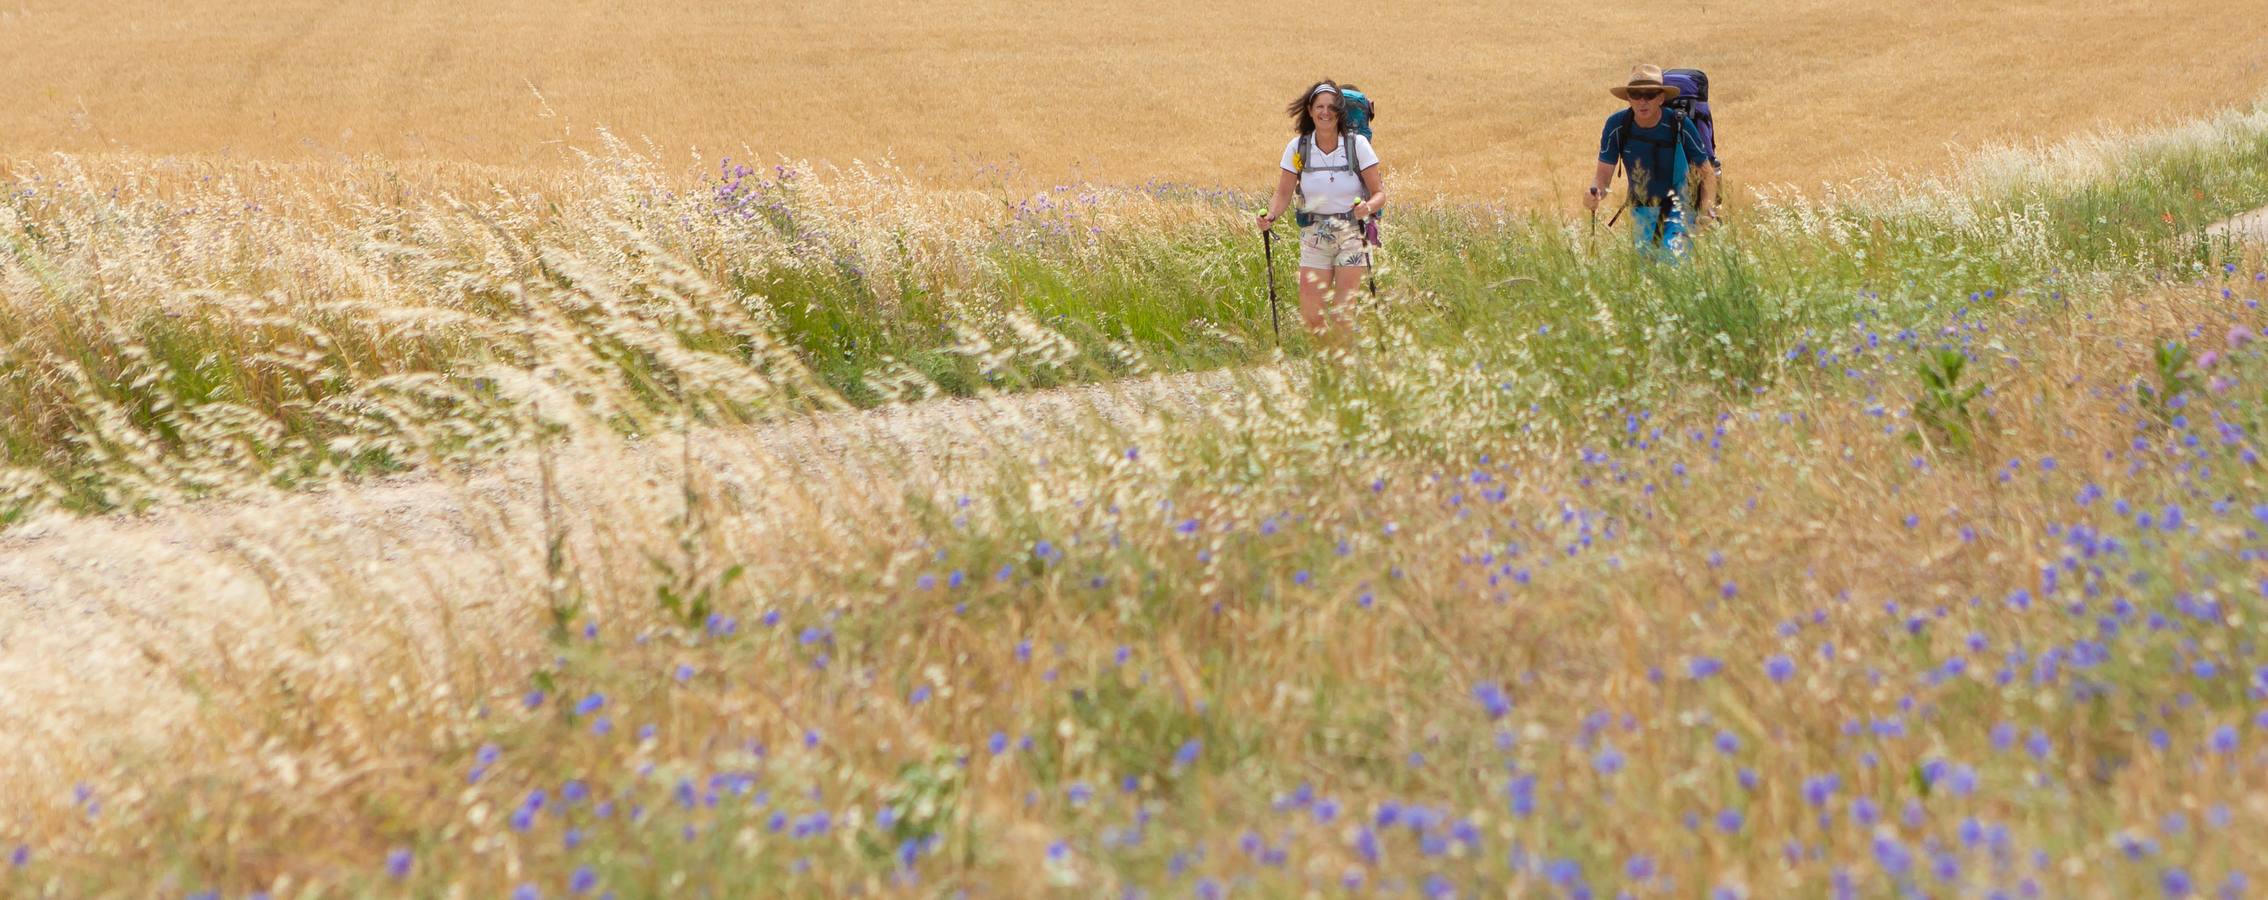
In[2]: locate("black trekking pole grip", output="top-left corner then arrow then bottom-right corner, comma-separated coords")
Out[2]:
1262,228 -> 1281,341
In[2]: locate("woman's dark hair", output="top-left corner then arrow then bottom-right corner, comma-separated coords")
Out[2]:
1286,80 -> 1347,135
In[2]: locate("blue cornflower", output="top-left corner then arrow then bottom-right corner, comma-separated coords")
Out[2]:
1765,656 -> 1795,682
988,732 -> 1008,754
1802,774 -> 1839,808
511,883 -> 540,900
569,866 -> 598,895
1473,682 -> 1513,720
1714,731 -> 1741,754
1873,837 -> 1912,876
1947,764 -> 1977,796
2211,725 -> 2238,754
385,848 -> 412,880
1593,743 -> 1624,775
1717,808 -> 1745,833
1507,774 -> 1536,817
1174,739 -> 1202,769
574,693 -> 605,716
1689,657 -> 1724,679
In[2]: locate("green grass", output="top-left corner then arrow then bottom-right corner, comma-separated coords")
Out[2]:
5,109 -> 2268,520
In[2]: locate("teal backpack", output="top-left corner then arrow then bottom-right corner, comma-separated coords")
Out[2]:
1340,85 -> 1376,138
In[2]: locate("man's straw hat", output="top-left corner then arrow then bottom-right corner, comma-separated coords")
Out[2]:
1609,64 -> 1683,101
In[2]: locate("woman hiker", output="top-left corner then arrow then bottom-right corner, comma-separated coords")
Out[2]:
1583,64 -> 1720,260
1257,80 -> 1386,339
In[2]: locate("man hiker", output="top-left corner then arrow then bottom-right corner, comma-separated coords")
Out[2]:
1584,64 -> 1720,260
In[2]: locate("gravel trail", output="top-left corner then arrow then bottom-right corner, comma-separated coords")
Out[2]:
0,365 -> 1252,783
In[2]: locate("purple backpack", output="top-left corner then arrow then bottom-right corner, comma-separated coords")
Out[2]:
1662,69 -> 1716,160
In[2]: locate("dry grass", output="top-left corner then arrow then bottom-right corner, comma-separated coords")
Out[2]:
8,261 -> 2264,896
4,60 -> 2268,894
4,0 -> 2266,199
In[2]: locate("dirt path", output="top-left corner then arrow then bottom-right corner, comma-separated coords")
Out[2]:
0,365 -> 1257,786
2207,205 -> 2268,243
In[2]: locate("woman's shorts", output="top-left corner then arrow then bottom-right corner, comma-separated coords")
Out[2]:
1299,216 -> 1370,269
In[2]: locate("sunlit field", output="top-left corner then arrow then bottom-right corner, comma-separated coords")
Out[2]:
3,0 -> 2266,198
9,1 -> 2268,894
4,82 -> 2268,897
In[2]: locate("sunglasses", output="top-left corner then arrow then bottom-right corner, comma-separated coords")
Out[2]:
1626,90 -> 1664,101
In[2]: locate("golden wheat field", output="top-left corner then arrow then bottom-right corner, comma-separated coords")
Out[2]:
4,0 -> 2266,199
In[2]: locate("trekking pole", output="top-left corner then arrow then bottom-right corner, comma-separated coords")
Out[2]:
1262,228 -> 1281,341
1604,162 -> 1629,228
1362,214 -> 1380,298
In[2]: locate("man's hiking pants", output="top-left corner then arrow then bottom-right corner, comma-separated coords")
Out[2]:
1629,203 -> 1688,262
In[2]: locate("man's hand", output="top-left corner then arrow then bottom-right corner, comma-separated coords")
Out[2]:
1584,185 -> 1606,211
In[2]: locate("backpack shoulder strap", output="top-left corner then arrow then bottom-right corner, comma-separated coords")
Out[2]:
1352,132 -> 1371,203
1294,132 -> 1310,208
1608,109 -> 1636,151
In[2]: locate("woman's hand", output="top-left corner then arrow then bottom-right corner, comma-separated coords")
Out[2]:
1353,200 -> 1378,220
1257,212 -> 1277,231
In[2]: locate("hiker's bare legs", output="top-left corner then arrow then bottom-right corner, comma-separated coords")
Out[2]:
1298,266 -> 1332,332
1330,266 -> 1367,341
1296,265 -> 1363,349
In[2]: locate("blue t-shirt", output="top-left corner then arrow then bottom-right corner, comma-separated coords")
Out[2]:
1599,109 -> 1716,203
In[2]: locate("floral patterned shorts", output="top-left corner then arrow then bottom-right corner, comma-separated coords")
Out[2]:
1299,216 -> 1371,269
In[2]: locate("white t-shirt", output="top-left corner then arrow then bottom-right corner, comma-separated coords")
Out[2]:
1279,133 -> 1378,215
